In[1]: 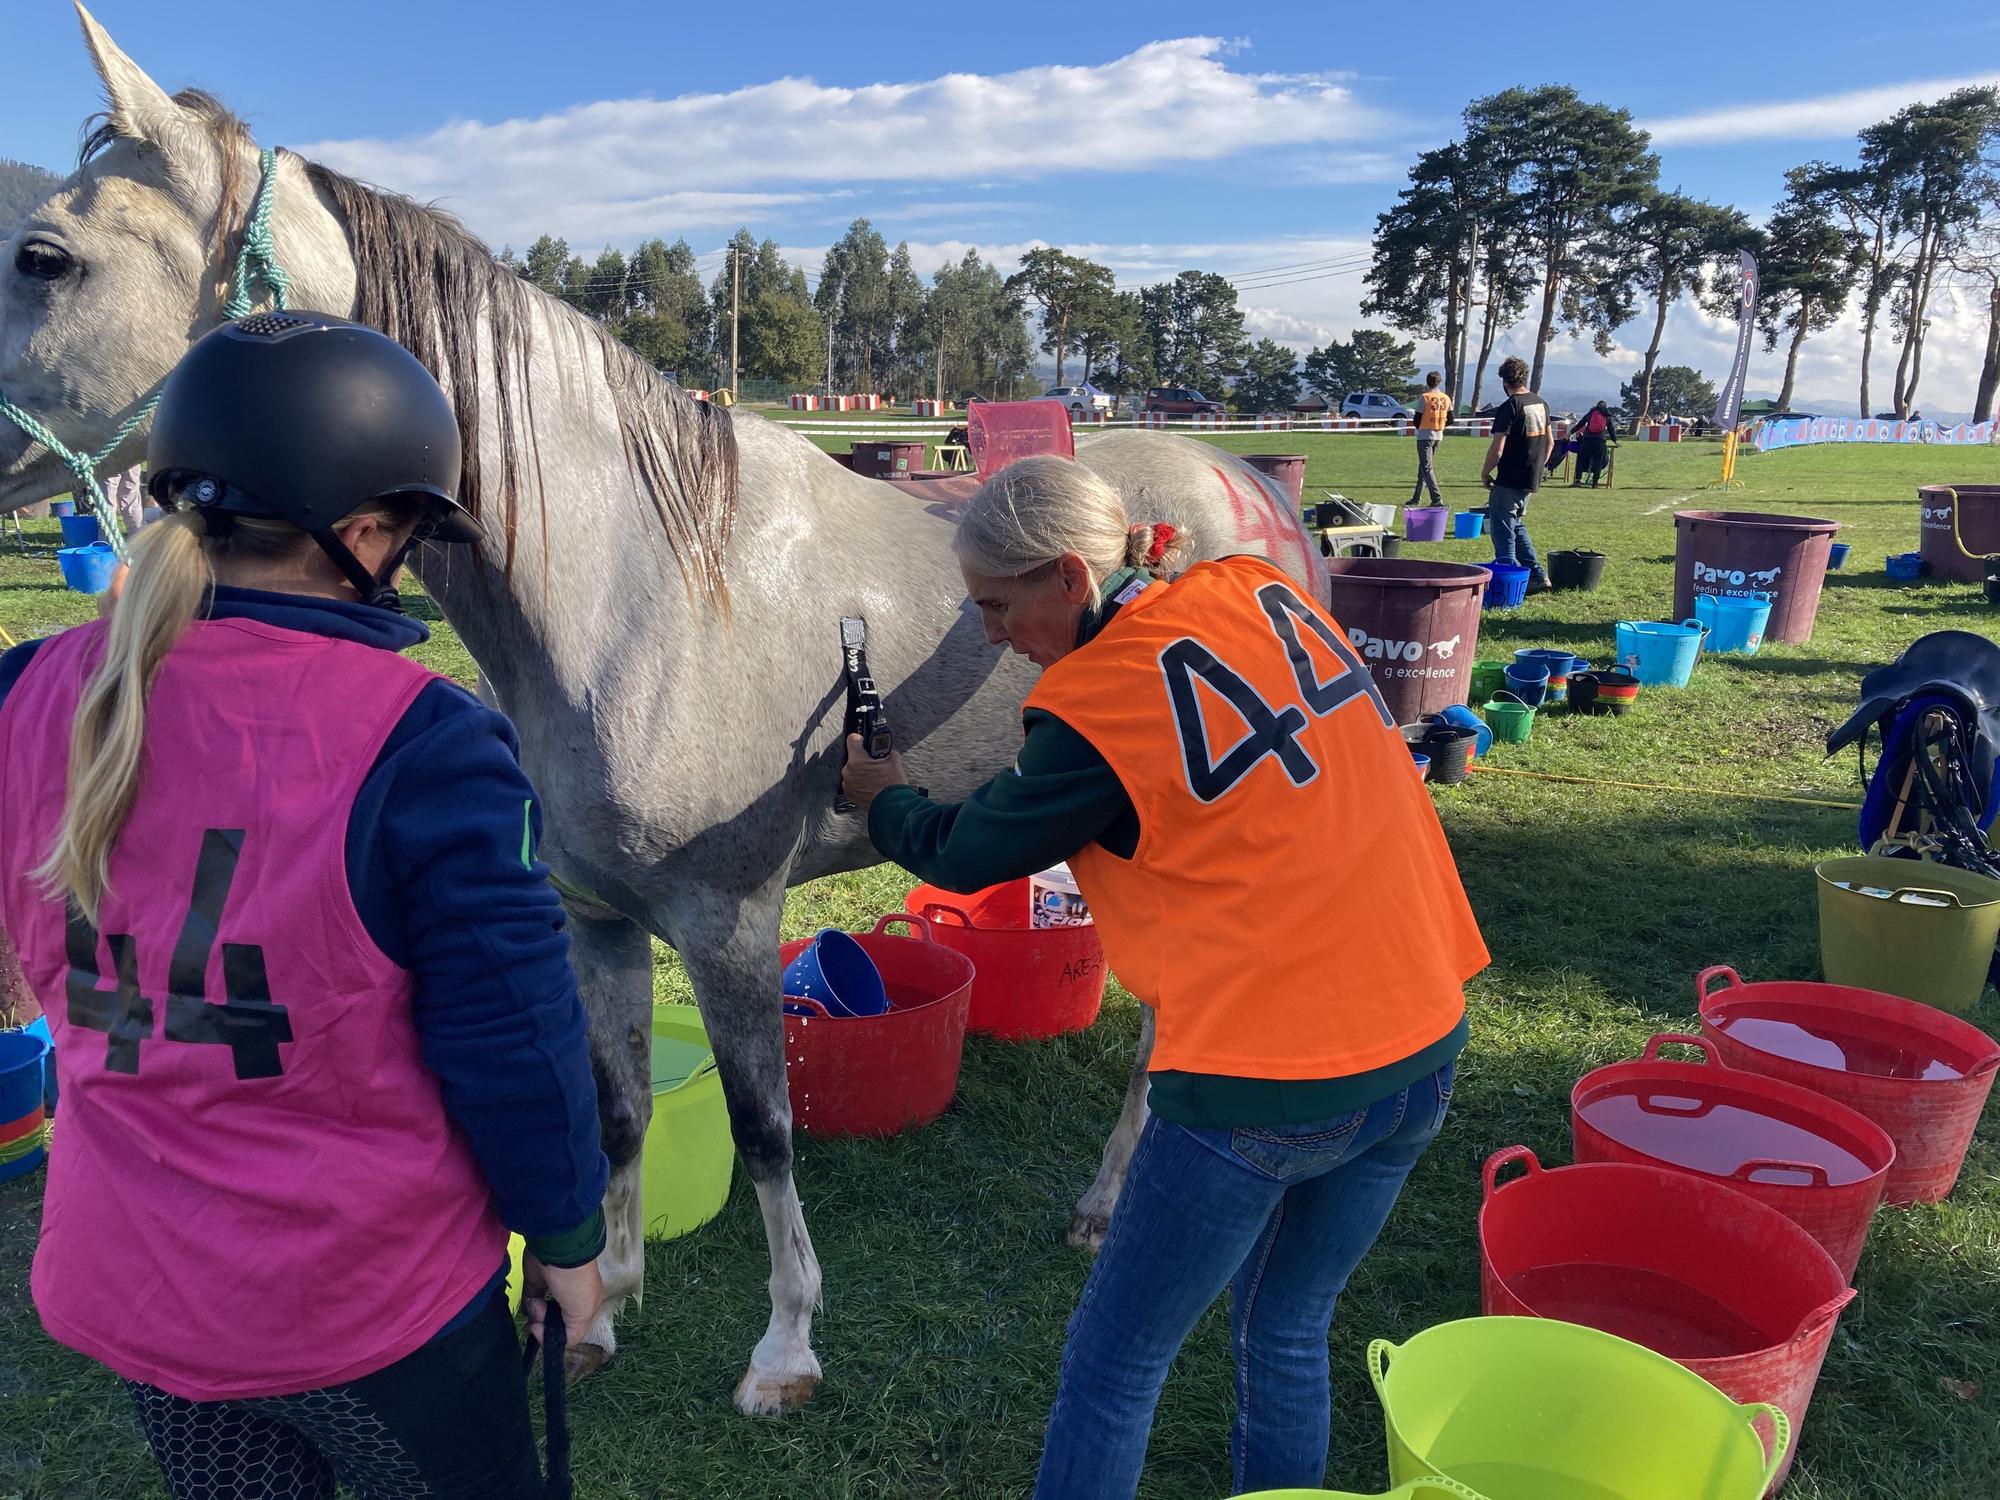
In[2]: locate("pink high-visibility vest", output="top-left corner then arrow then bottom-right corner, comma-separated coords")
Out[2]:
0,618 -> 503,1399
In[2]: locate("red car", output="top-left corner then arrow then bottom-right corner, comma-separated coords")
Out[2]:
1142,385 -> 1225,416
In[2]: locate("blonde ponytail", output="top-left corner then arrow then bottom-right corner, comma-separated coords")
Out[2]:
37,513 -> 210,923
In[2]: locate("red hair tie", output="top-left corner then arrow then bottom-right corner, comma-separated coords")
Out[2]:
1144,523 -> 1178,567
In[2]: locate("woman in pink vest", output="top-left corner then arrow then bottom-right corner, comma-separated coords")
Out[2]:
0,314 -> 606,1499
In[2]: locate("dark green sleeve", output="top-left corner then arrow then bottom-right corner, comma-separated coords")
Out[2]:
867,710 -> 1137,893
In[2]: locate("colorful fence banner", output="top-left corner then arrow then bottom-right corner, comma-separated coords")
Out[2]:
1714,250 -> 1758,430
1753,415 -> 1999,452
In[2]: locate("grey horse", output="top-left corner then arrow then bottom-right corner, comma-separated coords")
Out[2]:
0,7 -> 1327,1413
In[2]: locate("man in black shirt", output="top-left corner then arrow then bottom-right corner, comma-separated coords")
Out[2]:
1480,356 -> 1552,593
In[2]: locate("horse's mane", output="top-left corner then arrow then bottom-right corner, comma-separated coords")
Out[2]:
91,90 -> 740,611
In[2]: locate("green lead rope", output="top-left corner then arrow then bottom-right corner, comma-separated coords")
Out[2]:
0,148 -> 292,564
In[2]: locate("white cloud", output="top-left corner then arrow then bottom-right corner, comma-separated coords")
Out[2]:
1642,74 -> 2000,146
300,38 -> 1387,249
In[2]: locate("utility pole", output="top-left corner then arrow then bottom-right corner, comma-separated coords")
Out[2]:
825,313 -> 834,401
933,311 -> 946,405
729,243 -> 741,399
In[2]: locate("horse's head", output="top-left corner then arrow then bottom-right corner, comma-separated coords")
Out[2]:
0,6 -> 350,512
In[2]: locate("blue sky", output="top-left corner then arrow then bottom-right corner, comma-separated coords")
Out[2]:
12,1 -> 2000,411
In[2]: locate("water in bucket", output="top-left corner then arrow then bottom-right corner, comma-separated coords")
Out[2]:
1712,1011 -> 1965,1081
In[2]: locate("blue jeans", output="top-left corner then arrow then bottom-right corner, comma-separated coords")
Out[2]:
1486,485 -> 1542,577
1033,1063 -> 1455,1500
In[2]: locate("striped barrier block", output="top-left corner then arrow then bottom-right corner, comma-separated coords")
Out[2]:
788,394 -> 819,411
912,399 -> 946,417
1255,413 -> 1293,431
1141,411 -> 1170,428
1190,412 -> 1227,430
850,394 -> 881,411
1629,423 -> 1685,442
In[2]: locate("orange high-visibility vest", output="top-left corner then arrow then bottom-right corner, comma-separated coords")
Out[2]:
1419,390 -> 1452,431
1026,557 -> 1487,1079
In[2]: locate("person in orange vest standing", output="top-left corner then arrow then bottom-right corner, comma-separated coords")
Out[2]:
1411,370 -> 1452,506
841,456 -> 1488,1500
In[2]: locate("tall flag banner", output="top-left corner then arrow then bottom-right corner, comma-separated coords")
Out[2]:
1714,250 -> 1758,430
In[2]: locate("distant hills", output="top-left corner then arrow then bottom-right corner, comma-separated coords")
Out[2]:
2,158 -> 61,234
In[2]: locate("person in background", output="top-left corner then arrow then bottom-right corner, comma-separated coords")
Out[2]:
1410,371 -> 1451,506
1571,401 -> 1617,488
104,465 -> 147,536
0,313 -> 605,1500
840,456 -> 1485,1500
1481,356 -> 1553,594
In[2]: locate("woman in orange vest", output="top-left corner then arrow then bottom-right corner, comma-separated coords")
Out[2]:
841,456 -> 1487,1500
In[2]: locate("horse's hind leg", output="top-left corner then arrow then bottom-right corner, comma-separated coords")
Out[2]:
562,905 -> 655,1377
677,887 -> 823,1416
1069,1006 -> 1155,1251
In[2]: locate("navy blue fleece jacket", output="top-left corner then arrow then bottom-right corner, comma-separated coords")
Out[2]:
0,586 -> 608,1273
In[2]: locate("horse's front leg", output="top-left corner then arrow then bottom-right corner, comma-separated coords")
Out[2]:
1069,1005 -> 1155,1251
562,905 -> 655,1378
677,884 -> 823,1416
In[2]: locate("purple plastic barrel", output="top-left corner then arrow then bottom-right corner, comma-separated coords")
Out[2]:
1674,510 -> 1838,645
1324,558 -> 1490,723
1919,485 -> 2000,584
1242,454 -> 1308,504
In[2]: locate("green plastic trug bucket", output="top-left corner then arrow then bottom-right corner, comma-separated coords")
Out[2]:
1242,1482 -> 1489,1500
1370,1318 -> 1788,1500
640,1004 -> 736,1238
1469,661 -> 1508,703
1481,695 -> 1534,744
1816,856 -> 2000,1015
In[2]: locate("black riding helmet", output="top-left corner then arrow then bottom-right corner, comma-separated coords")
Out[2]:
146,311 -> 480,611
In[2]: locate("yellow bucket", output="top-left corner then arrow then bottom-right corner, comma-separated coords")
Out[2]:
641,1004 -> 735,1239
1816,855 -> 2000,1015
1244,1481 -> 1489,1499
1370,1318 -> 1788,1499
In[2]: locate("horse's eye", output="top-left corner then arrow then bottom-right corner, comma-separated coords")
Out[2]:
14,241 -> 74,282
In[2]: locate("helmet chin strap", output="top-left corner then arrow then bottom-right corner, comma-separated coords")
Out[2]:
308,528 -> 408,613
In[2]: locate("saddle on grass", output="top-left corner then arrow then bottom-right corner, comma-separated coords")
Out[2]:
1827,630 -> 2000,877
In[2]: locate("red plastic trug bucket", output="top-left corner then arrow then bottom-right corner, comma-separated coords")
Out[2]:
1673,510 -> 1839,645
1324,558 -> 1489,724
1919,484 -> 2000,584
780,914 -> 973,1137
903,880 -> 1105,1040
1571,1031 -> 1895,1280
1242,453 -> 1307,504
1481,1146 -> 1853,1492
1696,965 -> 2000,1205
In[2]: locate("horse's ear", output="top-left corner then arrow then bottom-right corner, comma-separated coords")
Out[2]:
75,3 -> 187,154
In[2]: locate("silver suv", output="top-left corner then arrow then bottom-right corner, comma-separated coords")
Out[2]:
1340,391 -> 1414,421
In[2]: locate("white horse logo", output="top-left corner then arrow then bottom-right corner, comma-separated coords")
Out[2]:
1431,634 -> 1462,659
1748,567 -> 1781,587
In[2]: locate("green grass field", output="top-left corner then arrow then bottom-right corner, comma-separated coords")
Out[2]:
4,434 -> 1999,1499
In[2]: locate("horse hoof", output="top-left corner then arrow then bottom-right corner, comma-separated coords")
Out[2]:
733,1365 -> 821,1417
566,1341 -> 612,1382
1066,1211 -> 1111,1254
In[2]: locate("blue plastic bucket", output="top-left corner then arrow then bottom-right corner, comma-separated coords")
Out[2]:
1484,563 -> 1530,609
1695,593 -> 1772,655
782,928 -> 889,1017
1515,649 -> 1576,704
24,1016 -> 55,1111
1616,620 -> 1705,688
0,1029 -> 49,1126
1433,704 -> 1493,758
1411,751 -> 1431,781
57,542 -> 119,594
48,499 -> 75,518
59,514 -> 101,549
1452,511 -> 1486,540
1886,552 -> 1923,581
1828,542 -> 1851,570
1502,664 -> 1548,708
